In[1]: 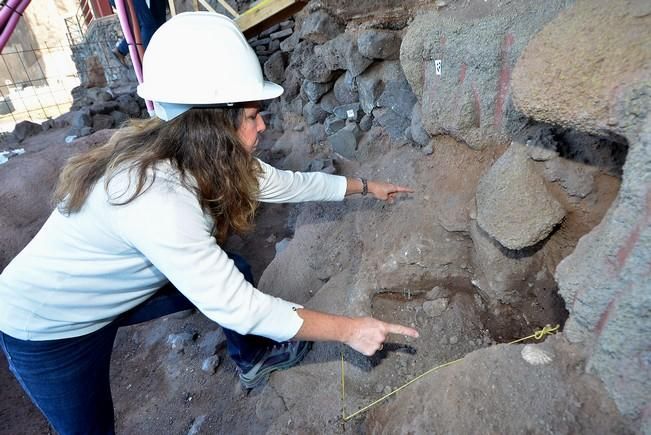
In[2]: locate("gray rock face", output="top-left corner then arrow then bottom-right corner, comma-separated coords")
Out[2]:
410,104 -> 431,146
12,120 -> 42,141
470,221 -> 539,304
476,142 -> 565,250
280,31 -> 300,52
374,77 -> 417,139
110,111 -> 129,127
301,80 -> 333,103
357,29 -> 402,60
357,61 -> 404,115
116,95 -> 141,117
281,65 -> 302,101
324,115 -> 345,135
300,10 -> 343,44
359,113 -> 373,131
92,114 -> 114,131
422,298 -> 448,317
319,91 -> 339,113
400,1 -> 569,149
333,103 -> 363,121
308,123 -> 327,143
327,123 -> 361,159
70,110 -> 92,129
374,107 -> 410,140
300,54 -> 336,83
89,101 -> 119,115
544,158 -> 596,198
556,113 -> 651,431
319,33 -> 373,77
333,71 -> 358,104
302,101 -> 328,125
263,51 -> 286,84
512,0 -> 651,138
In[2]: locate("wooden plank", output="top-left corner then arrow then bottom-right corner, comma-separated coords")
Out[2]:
235,0 -> 306,36
197,0 -> 217,13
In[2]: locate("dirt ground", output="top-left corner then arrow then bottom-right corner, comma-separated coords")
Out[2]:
0,124 -> 633,434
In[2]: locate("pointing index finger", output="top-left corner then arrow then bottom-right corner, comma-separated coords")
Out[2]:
385,322 -> 419,338
393,185 -> 415,193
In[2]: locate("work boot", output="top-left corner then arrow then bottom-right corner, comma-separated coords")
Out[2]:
111,47 -> 128,67
238,340 -> 312,389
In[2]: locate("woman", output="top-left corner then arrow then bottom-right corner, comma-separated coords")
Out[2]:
0,12 -> 418,434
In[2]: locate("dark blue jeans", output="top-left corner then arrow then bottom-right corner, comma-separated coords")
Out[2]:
0,253 -> 276,434
113,0 -> 167,55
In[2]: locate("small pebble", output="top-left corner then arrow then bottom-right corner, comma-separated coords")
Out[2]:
449,336 -> 458,345
201,355 -> 221,374
383,386 -> 392,394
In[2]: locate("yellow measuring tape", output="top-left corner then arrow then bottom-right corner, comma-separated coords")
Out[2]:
340,324 -> 560,422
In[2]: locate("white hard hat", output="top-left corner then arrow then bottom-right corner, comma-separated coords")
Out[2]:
137,12 -> 284,121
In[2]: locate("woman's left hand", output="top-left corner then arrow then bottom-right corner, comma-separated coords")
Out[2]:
368,180 -> 414,203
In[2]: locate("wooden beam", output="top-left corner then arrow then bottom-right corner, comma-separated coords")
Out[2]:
235,0 -> 306,36
197,0 -> 217,13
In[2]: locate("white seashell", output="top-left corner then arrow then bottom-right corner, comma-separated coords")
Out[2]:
521,344 -> 553,366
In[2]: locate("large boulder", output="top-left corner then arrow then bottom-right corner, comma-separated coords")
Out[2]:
470,221 -> 540,305
400,0 -> 569,149
374,76 -> 417,139
476,142 -> 565,250
299,9 -> 343,44
357,60 -> 405,115
512,0 -> 651,138
263,51 -> 286,84
12,120 -> 42,142
318,33 -> 373,77
507,2 -> 651,428
556,114 -> 651,432
332,71 -> 358,104
302,101 -> 328,125
357,29 -> 402,60
327,122 -> 361,158
300,80 -> 333,103
410,103 -> 431,147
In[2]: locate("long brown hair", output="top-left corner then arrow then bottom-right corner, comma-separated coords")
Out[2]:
54,107 -> 261,242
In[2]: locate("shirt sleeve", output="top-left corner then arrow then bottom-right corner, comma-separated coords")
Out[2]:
256,159 -> 347,203
113,180 -> 304,342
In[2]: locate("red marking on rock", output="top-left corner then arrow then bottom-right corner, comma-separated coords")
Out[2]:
459,63 -> 467,84
472,82 -> 481,128
615,187 -> 651,271
595,294 -> 619,336
493,33 -> 515,130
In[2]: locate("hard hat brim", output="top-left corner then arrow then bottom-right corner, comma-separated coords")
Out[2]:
259,81 -> 284,102
137,80 -> 283,106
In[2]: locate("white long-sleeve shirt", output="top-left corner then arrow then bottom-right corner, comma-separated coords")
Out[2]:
0,159 -> 347,341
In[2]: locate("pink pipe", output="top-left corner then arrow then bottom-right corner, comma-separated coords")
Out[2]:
0,0 -> 31,53
113,0 -> 153,113
0,0 -> 24,29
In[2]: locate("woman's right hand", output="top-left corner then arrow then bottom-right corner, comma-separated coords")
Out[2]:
294,309 -> 419,356
344,316 -> 419,356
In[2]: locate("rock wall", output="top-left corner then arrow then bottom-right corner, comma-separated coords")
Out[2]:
511,0 -> 651,430
400,0 -> 572,149
248,0 -> 639,431
70,16 -> 136,88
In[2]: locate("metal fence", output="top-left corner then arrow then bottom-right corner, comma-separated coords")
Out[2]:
0,42 -> 81,133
